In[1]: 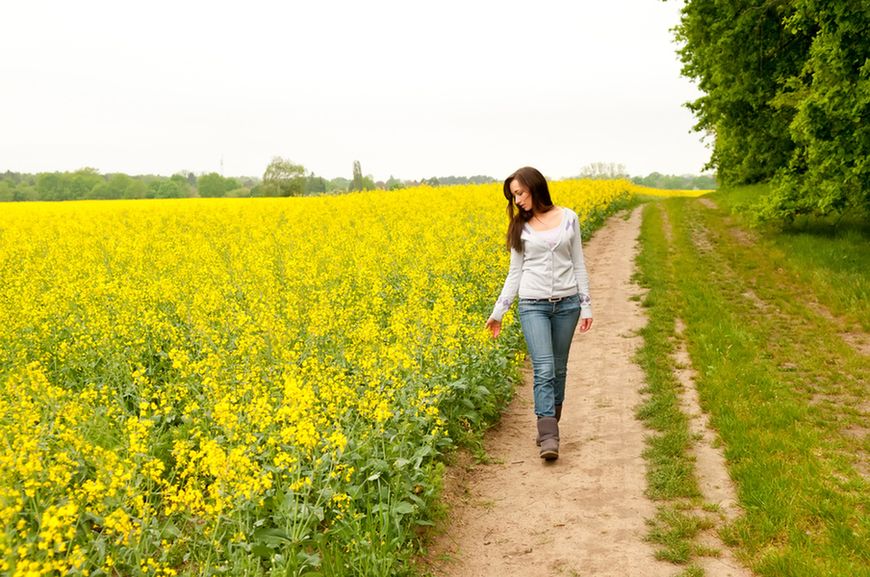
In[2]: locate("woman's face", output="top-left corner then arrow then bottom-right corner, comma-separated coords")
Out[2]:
510,179 -> 533,212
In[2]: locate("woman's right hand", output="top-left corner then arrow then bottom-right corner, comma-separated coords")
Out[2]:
485,318 -> 501,339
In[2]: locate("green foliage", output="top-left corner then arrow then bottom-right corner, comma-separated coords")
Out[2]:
632,172 -> 717,190
262,156 -> 306,197
349,160 -> 375,192
1,167 -> 346,202
676,0 -> 868,222
0,170 -> 243,202
0,181 -> 13,202
418,175 -> 496,186
385,176 -> 404,191
198,172 -> 233,198
192,173 -> 245,198
676,1 -> 810,185
304,173 -> 329,195
153,176 -> 191,199
91,174 -> 148,200
351,160 -> 365,191
329,177 -> 350,193
760,0 -> 870,222
36,172 -> 67,200
68,168 -> 104,199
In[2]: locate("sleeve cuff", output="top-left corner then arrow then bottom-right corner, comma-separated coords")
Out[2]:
579,293 -> 592,319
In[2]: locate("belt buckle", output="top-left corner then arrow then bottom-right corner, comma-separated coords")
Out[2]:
548,296 -> 562,303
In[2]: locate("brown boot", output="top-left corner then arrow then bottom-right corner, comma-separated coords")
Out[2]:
536,408 -> 562,445
537,417 -> 559,460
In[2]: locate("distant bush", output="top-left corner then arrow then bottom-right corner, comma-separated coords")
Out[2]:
631,173 -> 717,190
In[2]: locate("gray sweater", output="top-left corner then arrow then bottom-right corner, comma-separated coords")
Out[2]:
490,207 -> 592,321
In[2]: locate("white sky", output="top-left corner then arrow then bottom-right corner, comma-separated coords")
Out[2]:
0,0 -> 709,181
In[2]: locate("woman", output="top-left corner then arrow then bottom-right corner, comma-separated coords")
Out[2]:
486,166 -> 593,461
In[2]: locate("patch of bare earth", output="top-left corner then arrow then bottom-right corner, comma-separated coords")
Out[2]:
423,208 -> 679,577
839,332 -> 870,357
741,288 -> 768,312
802,299 -> 870,358
691,228 -> 714,254
673,319 -> 754,577
729,227 -> 755,246
698,198 -> 719,210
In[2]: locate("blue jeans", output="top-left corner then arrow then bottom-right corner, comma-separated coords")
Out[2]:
518,293 -> 581,417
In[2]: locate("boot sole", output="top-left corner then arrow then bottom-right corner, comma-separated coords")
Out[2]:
540,449 -> 559,460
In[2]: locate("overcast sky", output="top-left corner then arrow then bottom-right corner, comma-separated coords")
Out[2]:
0,1 -> 710,181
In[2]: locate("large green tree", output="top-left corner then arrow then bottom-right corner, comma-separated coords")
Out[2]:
197,173 -> 229,198
763,0 -> 870,219
349,161 -> 376,191
675,0 -> 868,221
676,1 -> 811,185
303,172 -> 328,195
262,157 -> 306,197
350,160 -> 364,191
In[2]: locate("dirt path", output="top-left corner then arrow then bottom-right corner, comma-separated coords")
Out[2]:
426,207 -> 678,576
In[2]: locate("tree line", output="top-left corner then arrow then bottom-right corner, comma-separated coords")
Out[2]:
576,162 -> 716,190
631,173 -> 717,190
0,158 -> 503,202
675,0 -> 868,222
1,158 -> 717,202
0,166 -> 346,202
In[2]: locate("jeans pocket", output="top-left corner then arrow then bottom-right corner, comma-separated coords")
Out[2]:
518,300 -> 538,316
560,294 -> 581,311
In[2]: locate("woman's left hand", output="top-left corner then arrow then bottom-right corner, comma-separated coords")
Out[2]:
579,317 -> 593,333
485,318 -> 502,338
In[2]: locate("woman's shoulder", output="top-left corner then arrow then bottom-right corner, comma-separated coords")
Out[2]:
559,206 -> 578,220
555,206 -> 579,227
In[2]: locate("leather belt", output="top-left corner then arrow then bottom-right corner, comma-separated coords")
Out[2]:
520,295 -> 573,303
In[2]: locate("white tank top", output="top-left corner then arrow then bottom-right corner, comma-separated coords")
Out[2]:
534,225 -> 561,249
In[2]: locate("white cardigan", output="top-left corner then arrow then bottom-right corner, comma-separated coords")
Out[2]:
489,207 -> 592,322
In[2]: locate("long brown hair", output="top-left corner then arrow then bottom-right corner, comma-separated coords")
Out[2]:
503,166 -> 554,251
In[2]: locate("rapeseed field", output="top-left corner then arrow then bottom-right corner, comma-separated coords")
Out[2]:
1,180 -> 646,576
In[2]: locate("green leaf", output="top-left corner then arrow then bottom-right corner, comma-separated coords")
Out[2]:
250,543 -> 273,558
393,501 -> 415,516
253,527 -> 292,545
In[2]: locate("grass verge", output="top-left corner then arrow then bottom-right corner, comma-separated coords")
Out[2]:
636,189 -> 869,577
633,201 -> 714,575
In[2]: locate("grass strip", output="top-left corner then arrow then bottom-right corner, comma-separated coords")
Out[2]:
633,201 -> 716,572
634,202 -> 699,500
